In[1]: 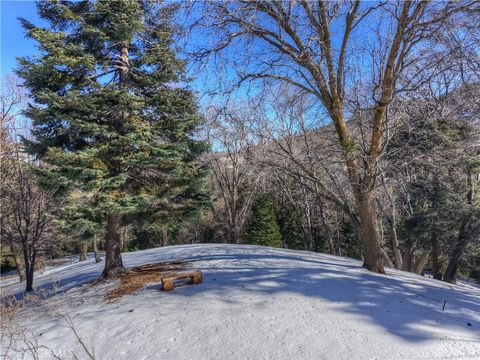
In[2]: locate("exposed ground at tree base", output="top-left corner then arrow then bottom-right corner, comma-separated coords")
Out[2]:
104,261 -> 188,302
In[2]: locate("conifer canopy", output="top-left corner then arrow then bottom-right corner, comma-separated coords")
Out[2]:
18,0 -> 210,275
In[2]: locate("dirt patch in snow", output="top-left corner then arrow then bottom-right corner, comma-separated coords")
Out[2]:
105,261 -> 187,302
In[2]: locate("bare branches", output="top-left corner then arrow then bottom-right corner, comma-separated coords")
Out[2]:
205,106 -> 265,243
1,291 -> 96,360
187,0 -> 478,272
57,311 -> 96,360
1,74 -> 60,292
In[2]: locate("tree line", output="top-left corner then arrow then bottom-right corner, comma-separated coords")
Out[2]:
197,83 -> 479,284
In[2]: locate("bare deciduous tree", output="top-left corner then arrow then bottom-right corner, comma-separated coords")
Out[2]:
1,75 -> 58,292
191,0 -> 478,273
1,156 -> 58,292
206,108 -> 264,243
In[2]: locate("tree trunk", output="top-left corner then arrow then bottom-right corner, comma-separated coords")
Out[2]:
102,214 -> 125,278
120,226 -> 128,252
358,191 -> 385,273
12,251 -> 26,282
390,226 -> 402,270
25,266 -> 34,293
79,241 -> 88,262
381,175 -> 403,270
443,253 -> 461,284
319,201 -> 337,255
381,248 -> 394,268
93,238 -> 101,263
431,231 -> 442,280
301,187 -> 315,251
22,243 -> 35,293
24,251 -> 36,293
235,227 -> 242,244
444,170 -> 478,284
443,221 -> 470,284
415,251 -> 430,275
387,216 -> 402,270
162,225 -> 168,247
444,224 -> 480,284
401,241 -> 417,272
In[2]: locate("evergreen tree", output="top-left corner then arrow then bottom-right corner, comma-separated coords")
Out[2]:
277,202 -> 305,250
245,193 -> 283,248
387,109 -> 479,278
18,0 -> 209,277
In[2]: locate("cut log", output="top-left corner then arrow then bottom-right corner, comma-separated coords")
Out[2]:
161,270 -> 203,291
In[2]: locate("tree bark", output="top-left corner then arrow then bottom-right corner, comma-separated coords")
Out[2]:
12,250 -> 26,282
415,251 -> 431,275
300,185 -> 315,251
79,241 -> 88,262
358,191 -> 385,273
21,241 -> 35,293
381,175 -> 403,270
319,201 -> 337,255
443,170 -> 478,284
25,266 -> 34,293
101,214 -> 125,278
443,220 -> 477,284
93,238 -> 101,263
389,217 -> 402,270
431,231 -> 443,280
443,240 -> 463,284
162,225 -> 168,247
101,43 -> 128,277
402,242 -> 416,272
24,250 -> 35,293
381,248 -> 394,268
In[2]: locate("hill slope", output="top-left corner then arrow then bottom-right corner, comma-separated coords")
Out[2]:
2,244 -> 479,359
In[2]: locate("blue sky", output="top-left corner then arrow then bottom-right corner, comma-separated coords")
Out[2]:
0,1 -> 45,77
0,1 -> 368,115
0,0 -> 327,131
0,1 -> 224,105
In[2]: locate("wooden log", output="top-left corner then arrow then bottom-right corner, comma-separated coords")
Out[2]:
161,270 -> 202,291
192,270 -> 202,284
162,278 -> 174,291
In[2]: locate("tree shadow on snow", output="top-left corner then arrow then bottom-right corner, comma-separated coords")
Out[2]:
171,246 -> 480,343
2,244 -> 479,344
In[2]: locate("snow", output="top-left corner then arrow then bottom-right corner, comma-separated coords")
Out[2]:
1,244 -> 479,359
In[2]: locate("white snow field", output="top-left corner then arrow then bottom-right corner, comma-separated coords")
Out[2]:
1,244 -> 479,359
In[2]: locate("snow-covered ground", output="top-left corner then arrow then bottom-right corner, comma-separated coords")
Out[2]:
1,244 -> 479,359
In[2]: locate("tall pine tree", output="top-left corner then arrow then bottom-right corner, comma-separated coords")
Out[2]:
277,202 -> 305,250
245,193 -> 283,248
18,0 -> 209,277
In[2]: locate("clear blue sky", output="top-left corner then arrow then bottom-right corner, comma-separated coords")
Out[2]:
1,1 -> 43,77
0,1 -> 217,101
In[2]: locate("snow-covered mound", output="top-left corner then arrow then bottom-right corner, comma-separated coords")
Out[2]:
2,244 -> 479,359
